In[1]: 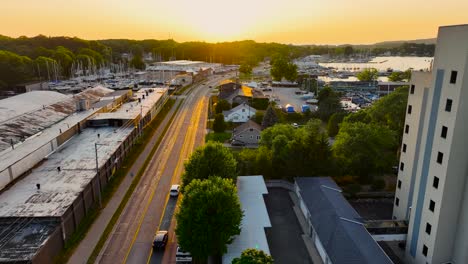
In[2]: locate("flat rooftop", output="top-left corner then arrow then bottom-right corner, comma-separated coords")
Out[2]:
0,86 -> 114,154
90,88 -> 167,121
0,217 -> 60,262
0,126 -> 133,217
223,176 -> 271,264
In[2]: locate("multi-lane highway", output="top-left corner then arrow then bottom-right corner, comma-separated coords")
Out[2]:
96,74 -> 230,264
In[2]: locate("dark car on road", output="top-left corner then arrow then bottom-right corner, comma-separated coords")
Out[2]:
153,230 -> 168,249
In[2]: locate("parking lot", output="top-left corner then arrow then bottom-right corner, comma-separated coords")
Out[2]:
264,188 -> 313,264
262,87 -> 316,112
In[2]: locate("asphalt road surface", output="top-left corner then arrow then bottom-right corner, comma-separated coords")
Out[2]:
96,74 -> 231,264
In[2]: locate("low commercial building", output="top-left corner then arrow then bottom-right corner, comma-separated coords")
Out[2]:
294,177 -> 392,264
223,176 -> 271,264
0,86 -> 168,263
377,81 -> 408,96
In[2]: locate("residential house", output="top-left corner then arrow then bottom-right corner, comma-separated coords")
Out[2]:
232,120 -> 262,145
223,104 -> 256,123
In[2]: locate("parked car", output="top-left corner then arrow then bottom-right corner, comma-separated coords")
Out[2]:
231,140 -> 245,146
176,246 -> 192,263
153,230 -> 168,249
170,185 -> 180,197
292,123 -> 299,128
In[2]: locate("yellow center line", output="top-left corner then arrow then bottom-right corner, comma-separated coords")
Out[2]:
122,103 -> 189,264
145,92 -> 206,264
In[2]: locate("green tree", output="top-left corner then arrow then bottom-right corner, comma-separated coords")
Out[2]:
317,86 -> 342,121
182,141 -> 237,189
213,113 -> 226,133
130,55 -> 145,70
327,112 -> 347,137
344,45 -> 354,57
388,69 -> 412,82
232,248 -> 274,264
368,86 -> 408,141
356,68 -> 379,82
333,122 -> 397,181
239,63 -> 253,75
284,62 -> 298,81
176,177 -> 243,262
261,105 -> 278,129
269,54 -> 297,82
215,99 -> 231,114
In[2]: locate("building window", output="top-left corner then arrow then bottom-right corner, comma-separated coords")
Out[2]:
426,223 -> 432,235
395,197 -> 400,206
450,71 -> 458,84
402,144 -> 407,153
405,125 -> 409,134
433,176 -> 439,189
250,135 -> 253,139
445,99 -> 453,112
422,245 -> 428,257
242,109 -> 245,112
441,126 -> 448,139
239,135 -> 243,138
410,85 -> 415,94
429,200 -> 435,212
398,180 -> 402,189
408,105 -> 412,114
257,136 -> 260,140
400,162 -> 405,171
437,152 -> 443,164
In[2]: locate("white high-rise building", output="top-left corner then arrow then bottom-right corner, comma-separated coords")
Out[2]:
393,24 -> 468,264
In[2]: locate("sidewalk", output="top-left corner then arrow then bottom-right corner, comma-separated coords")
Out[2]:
68,99 -> 180,264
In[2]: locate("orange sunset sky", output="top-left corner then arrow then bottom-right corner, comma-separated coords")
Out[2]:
2,0 -> 468,44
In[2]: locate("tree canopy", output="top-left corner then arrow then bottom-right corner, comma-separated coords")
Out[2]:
388,69 -> 412,82
333,122 -> 397,180
317,86 -> 343,121
270,54 -> 298,81
182,141 -> 237,189
261,104 -> 279,129
213,113 -> 226,133
356,68 -> 379,82
215,99 -> 231,114
176,177 -> 243,261
232,248 -> 274,264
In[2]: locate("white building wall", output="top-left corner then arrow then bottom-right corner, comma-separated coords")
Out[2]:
400,24 -> 468,264
393,71 -> 432,220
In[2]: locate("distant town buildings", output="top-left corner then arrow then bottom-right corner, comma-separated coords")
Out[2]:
393,24 -> 468,264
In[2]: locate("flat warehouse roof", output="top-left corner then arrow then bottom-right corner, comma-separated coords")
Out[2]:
0,126 -> 133,217
89,88 -> 167,121
0,217 -> 60,262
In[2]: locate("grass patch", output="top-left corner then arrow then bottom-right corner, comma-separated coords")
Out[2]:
173,84 -> 192,95
205,132 -> 232,143
86,98 -> 183,264
53,98 -> 179,264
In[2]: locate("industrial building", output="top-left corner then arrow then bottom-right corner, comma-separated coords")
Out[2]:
393,24 -> 468,263
0,86 -> 168,263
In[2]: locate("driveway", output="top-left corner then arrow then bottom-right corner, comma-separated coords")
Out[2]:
264,188 -> 313,264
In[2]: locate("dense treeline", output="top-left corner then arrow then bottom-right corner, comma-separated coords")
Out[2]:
0,34 -> 435,90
